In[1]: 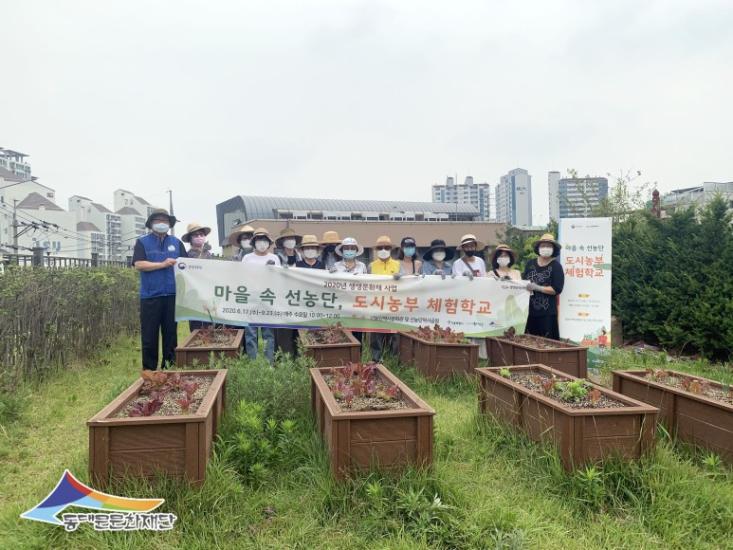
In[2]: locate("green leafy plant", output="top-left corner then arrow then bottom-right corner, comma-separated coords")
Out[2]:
555,380 -> 590,402
499,368 -> 512,378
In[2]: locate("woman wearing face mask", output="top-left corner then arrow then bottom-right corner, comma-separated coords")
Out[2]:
421,239 -> 453,277
275,227 -> 302,266
320,231 -> 342,270
333,237 -> 367,274
181,222 -> 214,332
397,237 -> 422,277
295,235 -> 325,269
182,222 -> 213,260
452,234 -> 487,279
522,233 -> 565,340
242,228 -> 281,365
368,236 -> 400,361
228,225 -> 255,261
489,244 -> 521,281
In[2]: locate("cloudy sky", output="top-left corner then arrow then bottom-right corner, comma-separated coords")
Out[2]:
2,0 -> 731,242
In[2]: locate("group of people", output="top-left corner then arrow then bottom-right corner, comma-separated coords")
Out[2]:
133,208 -> 565,370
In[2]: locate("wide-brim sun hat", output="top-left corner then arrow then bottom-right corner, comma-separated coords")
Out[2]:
423,239 -> 454,262
181,222 -> 211,243
251,227 -> 274,245
456,233 -> 485,252
228,224 -> 255,246
491,244 -> 517,267
276,227 -> 302,247
298,234 -> 320,248
533,233 -> 562,257
321,231 -> 342,245
374,235 -> 396,249
335,237 -> 364,257
145,208 -> 177,230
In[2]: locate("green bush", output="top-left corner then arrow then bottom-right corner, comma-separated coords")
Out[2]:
612,195 -> 733,359
0,267 -> 138,389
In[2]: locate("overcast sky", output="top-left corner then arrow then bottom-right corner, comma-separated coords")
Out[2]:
2,0 -> 732,241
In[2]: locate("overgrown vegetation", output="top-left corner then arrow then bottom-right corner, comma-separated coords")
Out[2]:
0,267 -> 138,390
2,334 -> 732,549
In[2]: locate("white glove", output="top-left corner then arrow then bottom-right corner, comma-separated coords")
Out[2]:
463,271 -> 474,281
328,267 -> 337,274
527,282 -> 543,292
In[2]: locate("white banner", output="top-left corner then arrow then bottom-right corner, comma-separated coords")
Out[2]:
558,217 -> 612,347
174,258 -> 530,337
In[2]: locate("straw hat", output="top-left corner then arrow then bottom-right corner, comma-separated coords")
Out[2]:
423,239 -> 454,262
456,233 -> 485,252
490,244 -> 516,268
298,234 -> 320,248
335,237 -> 364,257
145,208 -> 177,229
181,222 -> 211,243
228,224 -> 254,246
275,227 -> 302,247
251,227 -> 274,244
321,230 -> 342,245
374,235 -> 396,248
533,233 -> 561,257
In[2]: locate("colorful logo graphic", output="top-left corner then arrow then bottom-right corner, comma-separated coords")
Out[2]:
21,470 -> 164,526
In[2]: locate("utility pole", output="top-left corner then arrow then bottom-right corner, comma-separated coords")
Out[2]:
167,190 -> 175,236
12,199 -> 18,250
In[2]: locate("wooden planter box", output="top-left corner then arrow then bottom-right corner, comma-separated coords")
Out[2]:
398,331 -> 479,380
613,370 -> 733,462
310,363 -> 435,478
477,364 -> 657,470
87,369 -> 227,487
487,335 -> 588,378
299,329 -> 361,367
175,329 -> 244,366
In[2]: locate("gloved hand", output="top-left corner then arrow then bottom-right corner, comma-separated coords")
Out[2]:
527,282 -> 543,292
434,269 -> 446,280
266,260 -> 276,266
393,273 -> 401,280
282,261 -> 289,269
329,267 -> 337,274
463,271 -> 474,281
451,273 -> 457,279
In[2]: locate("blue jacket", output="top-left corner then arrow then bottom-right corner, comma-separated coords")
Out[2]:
136,233 -> 183,299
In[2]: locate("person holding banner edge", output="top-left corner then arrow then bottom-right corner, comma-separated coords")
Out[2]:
522,233 -> 565,340
489,244 -> 522,281
296,235 -> 325,269
421,239 -> 453,277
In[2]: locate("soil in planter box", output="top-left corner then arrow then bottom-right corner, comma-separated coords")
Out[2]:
410,324 -> 469,344
643,369 -> 733,406
115,374 -> 213,418
507,370 -> 626,409
500,327 -> 573,349
304,323 -> 352,345
187,328 -> 240,348
323,363 -> 411,412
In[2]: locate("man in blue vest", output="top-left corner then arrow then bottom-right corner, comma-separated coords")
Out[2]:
133,209 -> 187,370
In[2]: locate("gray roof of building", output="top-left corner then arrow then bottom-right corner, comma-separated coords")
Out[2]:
92,202 -> 113,213
116,206 -> 142,215
76,221 -> 101,232
0,166 -> 25,182
17,192 -> 64,211
229,195 -> 479,220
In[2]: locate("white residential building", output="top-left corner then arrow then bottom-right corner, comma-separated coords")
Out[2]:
661,182 -> 733,215
548,171 -> 561,221
116,206 -> 148,260
0,148 -> 32,180
496,168 -> 532,226
68,195 -> 123,260
432,176 -> 491,220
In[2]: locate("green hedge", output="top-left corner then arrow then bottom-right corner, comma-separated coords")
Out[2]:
613,196 -> 733,359
0,267 -> 139,389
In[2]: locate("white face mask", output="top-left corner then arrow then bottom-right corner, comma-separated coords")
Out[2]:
377,249 -> 391,260
283,239 -> 296,250
152,222 -> 169,234
239,239 -> 252,250
539,246 -> 553,258
497,256 -> 511,267
432,250 -> 446,262
254,240 -> 270,252
303,248 -> 319,259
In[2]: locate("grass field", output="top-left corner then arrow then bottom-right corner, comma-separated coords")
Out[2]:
1,331 -> 732,549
